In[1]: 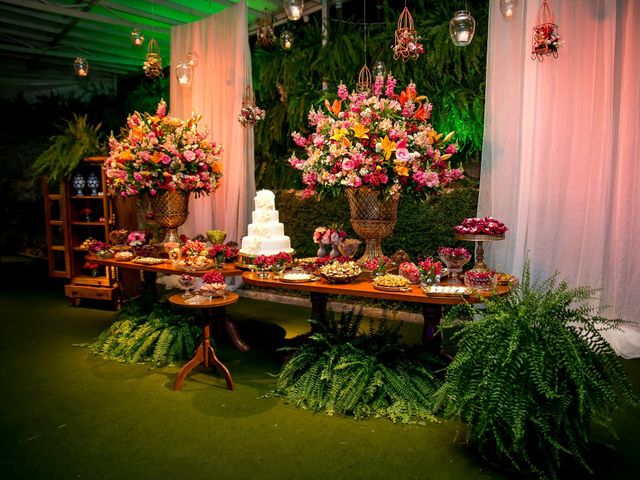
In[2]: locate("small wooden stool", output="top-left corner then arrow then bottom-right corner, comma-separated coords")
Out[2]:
169,292 -> 239,391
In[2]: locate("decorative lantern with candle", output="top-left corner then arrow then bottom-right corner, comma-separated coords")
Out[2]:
130,28 -> 144,47
283,0 -> 304,21
500,0 -> 518,19
449,10 -> 476,46
187,51 -> 199,68
280,30 -> 294,50
74,57 -> 89,77
175,62 -> 193,87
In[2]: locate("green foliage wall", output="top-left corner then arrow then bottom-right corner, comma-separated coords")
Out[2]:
276,187 -> 478,260
253,0 -> 488,189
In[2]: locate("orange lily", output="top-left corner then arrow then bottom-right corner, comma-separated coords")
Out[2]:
351,123 -> 369,139
119,150 -> 134,162
151,151 -> 163,164
394,161 -> 410,177
381,136 -> 397,161
324,99 -> 342,116
413,104 -> 429,121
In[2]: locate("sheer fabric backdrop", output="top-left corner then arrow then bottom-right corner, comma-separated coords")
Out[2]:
480,0 -> 640,357
170,0 -> 255,245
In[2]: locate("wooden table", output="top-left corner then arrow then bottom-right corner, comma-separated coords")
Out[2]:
243,271 -> 512,355
169,292 -> 238,391
88,255 -> 249,352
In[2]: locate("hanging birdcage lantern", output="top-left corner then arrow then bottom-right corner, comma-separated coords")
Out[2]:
531,0 -> 563,61
74,57 -> 89,77
257,9 -> 276,48
449,10 -> 476,46
356,64 -> 372,94
175,62 -> 193,87
143,39 -> 163,77
392,5 -> 424,62
187,51 -> 199,68
130,28 -> 144,47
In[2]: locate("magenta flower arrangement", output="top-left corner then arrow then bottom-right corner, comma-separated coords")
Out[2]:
437,247 -> 472,259
253,255 -> 275,269
202,270 -> 225,285
417,257 -> 443,283
398,261 -> 420,283
127,231 -> 146,247
106,100 -> 223,197
288,74 -> 463,199
364,256 -> 391,275
454,216 -> 508,236
313,226 -> 347,245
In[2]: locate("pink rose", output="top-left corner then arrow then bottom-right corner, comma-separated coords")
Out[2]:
183,150 -> 196,162
395,148 -> 410,161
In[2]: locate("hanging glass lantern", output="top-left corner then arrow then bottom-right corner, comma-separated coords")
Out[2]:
280,30 -> 294,50
130,28 -> 144,47
187,51 -> 199,68
175,62 -> 193,87
282,0 -> 304,21
372,60 -> 386,79
500,0 -> 518,19
73,57 -> 89,77
449,10 -> 476,47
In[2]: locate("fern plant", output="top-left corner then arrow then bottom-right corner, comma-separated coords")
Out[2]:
434,262 -> 639,478
90,301 -> 199,367
270,309 -> 444,424
32,113 -> 103,183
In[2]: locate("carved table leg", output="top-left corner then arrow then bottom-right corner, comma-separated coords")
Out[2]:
422,304 -> 444,356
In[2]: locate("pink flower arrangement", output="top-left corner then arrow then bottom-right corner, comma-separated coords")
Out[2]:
417,257 -> 443,283
88,240 -> 111,254
253,255 -> 275,269
238,105 -> 266,126
202,270 -> 225,285
288,74 -> 462,199
437,247 -> 471,259
273,251 -> 293,267
464,270 -> 497,290
364,256 -> 391,275
398,262 -> 420,283
127,231 -> 146,247
106,100 -> 223,197
454,216 -> 508,236
313,226 -> 346,245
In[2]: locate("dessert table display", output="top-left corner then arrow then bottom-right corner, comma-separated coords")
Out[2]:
243,269 -> 512,356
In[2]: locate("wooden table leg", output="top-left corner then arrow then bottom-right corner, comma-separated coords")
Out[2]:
174,315 -> 234,391
141,270 -> 158,302
310,291 -> 329,332
422,304 -> 443,355
223,314 -> 250,352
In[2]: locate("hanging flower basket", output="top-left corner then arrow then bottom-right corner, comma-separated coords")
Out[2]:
143,39 -> 163,77
531,0 -> 564,61
238,86 -> 266,126
256,9 -> 276,48
392,6 -> 424,62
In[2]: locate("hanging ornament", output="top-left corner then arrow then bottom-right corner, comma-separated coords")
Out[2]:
74,57 -> 89,77
283,0 -> 304,21
238,86 -> 266,126
531,0 -> 563,61
175,62 -> 193,87
500,0 -> 518,19
393,5 -> 424,62
256,9 -> 276,48
371,60 -> 387,79
449,10 -> 476,46
280,30 -> 294,50
143,39 -> 163,77
130,28 -> 144,47
356,65 -> 372,94
187,51 -> 199,68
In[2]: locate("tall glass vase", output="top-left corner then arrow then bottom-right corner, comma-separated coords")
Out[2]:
149,190 -> 190,246
345,187 -> 400,265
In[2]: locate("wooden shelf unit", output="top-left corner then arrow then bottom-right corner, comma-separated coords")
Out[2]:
42,157 -> 119,306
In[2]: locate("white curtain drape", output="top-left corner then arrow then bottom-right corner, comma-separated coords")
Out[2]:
480,0 -> 640,357
170,0 -> 255,245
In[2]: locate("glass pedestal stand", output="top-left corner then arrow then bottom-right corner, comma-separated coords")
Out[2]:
454,233 -> 505,271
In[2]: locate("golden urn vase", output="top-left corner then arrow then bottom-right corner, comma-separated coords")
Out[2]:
149,190 -> 190,245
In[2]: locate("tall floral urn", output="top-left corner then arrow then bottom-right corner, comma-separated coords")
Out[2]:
346,187 -> 400,264
149,190 -> 190,245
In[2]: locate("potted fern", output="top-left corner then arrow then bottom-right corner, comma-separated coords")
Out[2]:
434,263 -> 639,478
32,113 -> 104,183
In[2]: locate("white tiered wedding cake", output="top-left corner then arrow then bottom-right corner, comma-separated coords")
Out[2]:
240,190 -> 293,257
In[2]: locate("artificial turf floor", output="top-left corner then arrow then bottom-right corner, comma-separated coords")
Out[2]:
1,260 -> 639,479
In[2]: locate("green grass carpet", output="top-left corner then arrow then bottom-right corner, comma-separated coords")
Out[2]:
0,259 -> 638,479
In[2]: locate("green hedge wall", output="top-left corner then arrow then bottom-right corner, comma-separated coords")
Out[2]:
276,187 -> 478,260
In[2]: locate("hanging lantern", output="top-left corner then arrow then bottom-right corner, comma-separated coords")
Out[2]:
449,10 -> 476,46
280,30 -> 294,50
187,51 -> 199,68
282,0 -> 304,21
238,85 -> 266,126
175,62 -> 193,87
256,9 -> 276,48
356,64 -> 372,94
531,0 -> 563,61
372,60 -> 386,79
143,39 -> 163,78
130,28 -> 144,47
500,0 -> 518,19
74,57 -> 89,77
393,6 -> 424,62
